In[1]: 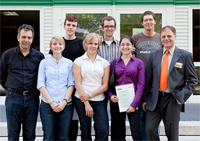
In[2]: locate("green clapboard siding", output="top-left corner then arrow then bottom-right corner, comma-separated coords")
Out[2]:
175,0 -> 200,5
0,0 -> 52,6
0,0 -> 199,6
116,0 -> 174,5
54,0 -> 113,6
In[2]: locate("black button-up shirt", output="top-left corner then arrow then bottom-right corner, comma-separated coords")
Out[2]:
0,46 -> 44,90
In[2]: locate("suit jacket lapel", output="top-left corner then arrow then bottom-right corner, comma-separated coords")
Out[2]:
156,49 -> 163,78
169,46 -> 182,74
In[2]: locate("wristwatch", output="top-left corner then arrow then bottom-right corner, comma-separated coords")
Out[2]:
88,93 -> 92,99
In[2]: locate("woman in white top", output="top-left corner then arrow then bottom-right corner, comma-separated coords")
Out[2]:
73,33 -> 110,141
37,36 -> 74,141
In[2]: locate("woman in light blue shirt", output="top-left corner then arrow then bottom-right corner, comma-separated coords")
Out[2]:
37,36 -> 74,141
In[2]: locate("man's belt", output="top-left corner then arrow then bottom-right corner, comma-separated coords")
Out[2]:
7,88 -> 35,95
159,91 -> 171,96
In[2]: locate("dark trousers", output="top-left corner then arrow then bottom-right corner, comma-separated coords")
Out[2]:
54,92 -> 78,141
5,89 -> 39,141
104,90 -> 109,108
139,100 -> 160,141
53,111 -> 78,141
110,101 -> 142,141
68,120 -> 79,141
75,97 -> 109,141
138,100 -> 146,141
68,94 -> 79,141
145,92 -> 181,141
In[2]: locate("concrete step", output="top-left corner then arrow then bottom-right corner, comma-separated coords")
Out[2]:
1,96 -> 200,138
0,121 -> 200,137
1,136 -> 200,141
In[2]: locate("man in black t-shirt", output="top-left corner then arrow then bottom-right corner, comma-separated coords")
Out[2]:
61,16 -> 85,62
50,16 -> 85,141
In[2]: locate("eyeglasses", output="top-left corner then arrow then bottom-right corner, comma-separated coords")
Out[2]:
103,26 -> 116,29
120,43 -> 132,47
143,19 -> 154,22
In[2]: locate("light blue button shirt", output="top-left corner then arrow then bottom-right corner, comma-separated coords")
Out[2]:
37,56 -> 74,103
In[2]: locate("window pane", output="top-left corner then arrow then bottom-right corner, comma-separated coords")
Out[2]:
120,14 -> 162,38
66,14 -> 107,39
193,9 -> 200,94
195,67 -> 200,95
193,9 -> 200,62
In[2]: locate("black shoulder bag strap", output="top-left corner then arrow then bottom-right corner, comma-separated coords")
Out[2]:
110,59 -> 116,93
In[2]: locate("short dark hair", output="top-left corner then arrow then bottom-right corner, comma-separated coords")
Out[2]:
17,24 -> 34,38
64,16 -> 79,27
141,11 -> 156,22
119,35 -> 133,45
160,25 -> 176,35
101,16 -> 116,27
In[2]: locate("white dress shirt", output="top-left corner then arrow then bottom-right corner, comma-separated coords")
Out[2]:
160,46 -> 175,93
74,52 -> 109,101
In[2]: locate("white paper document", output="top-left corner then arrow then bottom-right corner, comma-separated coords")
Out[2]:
115,83 -> 135,113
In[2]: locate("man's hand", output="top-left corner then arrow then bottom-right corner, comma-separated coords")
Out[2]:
142,102 -> 147,112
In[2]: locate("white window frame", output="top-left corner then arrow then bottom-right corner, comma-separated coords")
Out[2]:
114,6 -> 175,40
187,6 -> 200,103
0,7 -> 44,53
52,6 -> 112,37
189,6 -> 200,66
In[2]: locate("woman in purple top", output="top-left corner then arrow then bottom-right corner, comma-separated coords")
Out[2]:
108,35 -> 145,141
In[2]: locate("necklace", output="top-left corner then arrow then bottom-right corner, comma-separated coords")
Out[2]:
121,57 -> 130,62
121,56 -> 131,66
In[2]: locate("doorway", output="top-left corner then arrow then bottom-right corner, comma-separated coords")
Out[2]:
0,10 -> 40,56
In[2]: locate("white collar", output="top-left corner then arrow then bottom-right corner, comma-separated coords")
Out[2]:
82,52 -> 102,61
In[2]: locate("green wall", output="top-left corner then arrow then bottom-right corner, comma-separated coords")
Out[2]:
0,0 -> 199,6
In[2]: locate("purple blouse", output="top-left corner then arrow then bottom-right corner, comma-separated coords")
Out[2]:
108,55 -> 145,109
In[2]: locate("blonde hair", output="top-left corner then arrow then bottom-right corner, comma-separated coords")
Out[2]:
49,36 -> 65,47
83,33 -> 101,51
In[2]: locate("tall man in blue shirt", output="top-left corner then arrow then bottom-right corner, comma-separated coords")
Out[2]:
0,24 -> 44,141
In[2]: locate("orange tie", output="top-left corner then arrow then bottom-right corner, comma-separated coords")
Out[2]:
160,50 -> 170,91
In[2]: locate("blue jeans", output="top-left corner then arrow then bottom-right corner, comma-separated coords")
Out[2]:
5,89 -> 39,141
40,101 -> 73,141
139,100 -> 146,141
75,97 -> 109,141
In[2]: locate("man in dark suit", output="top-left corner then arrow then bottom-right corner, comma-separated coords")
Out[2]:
142,25 -> 198,141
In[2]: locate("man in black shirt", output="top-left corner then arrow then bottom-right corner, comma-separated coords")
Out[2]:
63,15 -> 85,141
50,16 -> 85,140
0,24 -> 44,141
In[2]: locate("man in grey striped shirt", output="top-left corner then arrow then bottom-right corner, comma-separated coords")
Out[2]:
97,16 -> 121,111
98,16 -> 121,64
